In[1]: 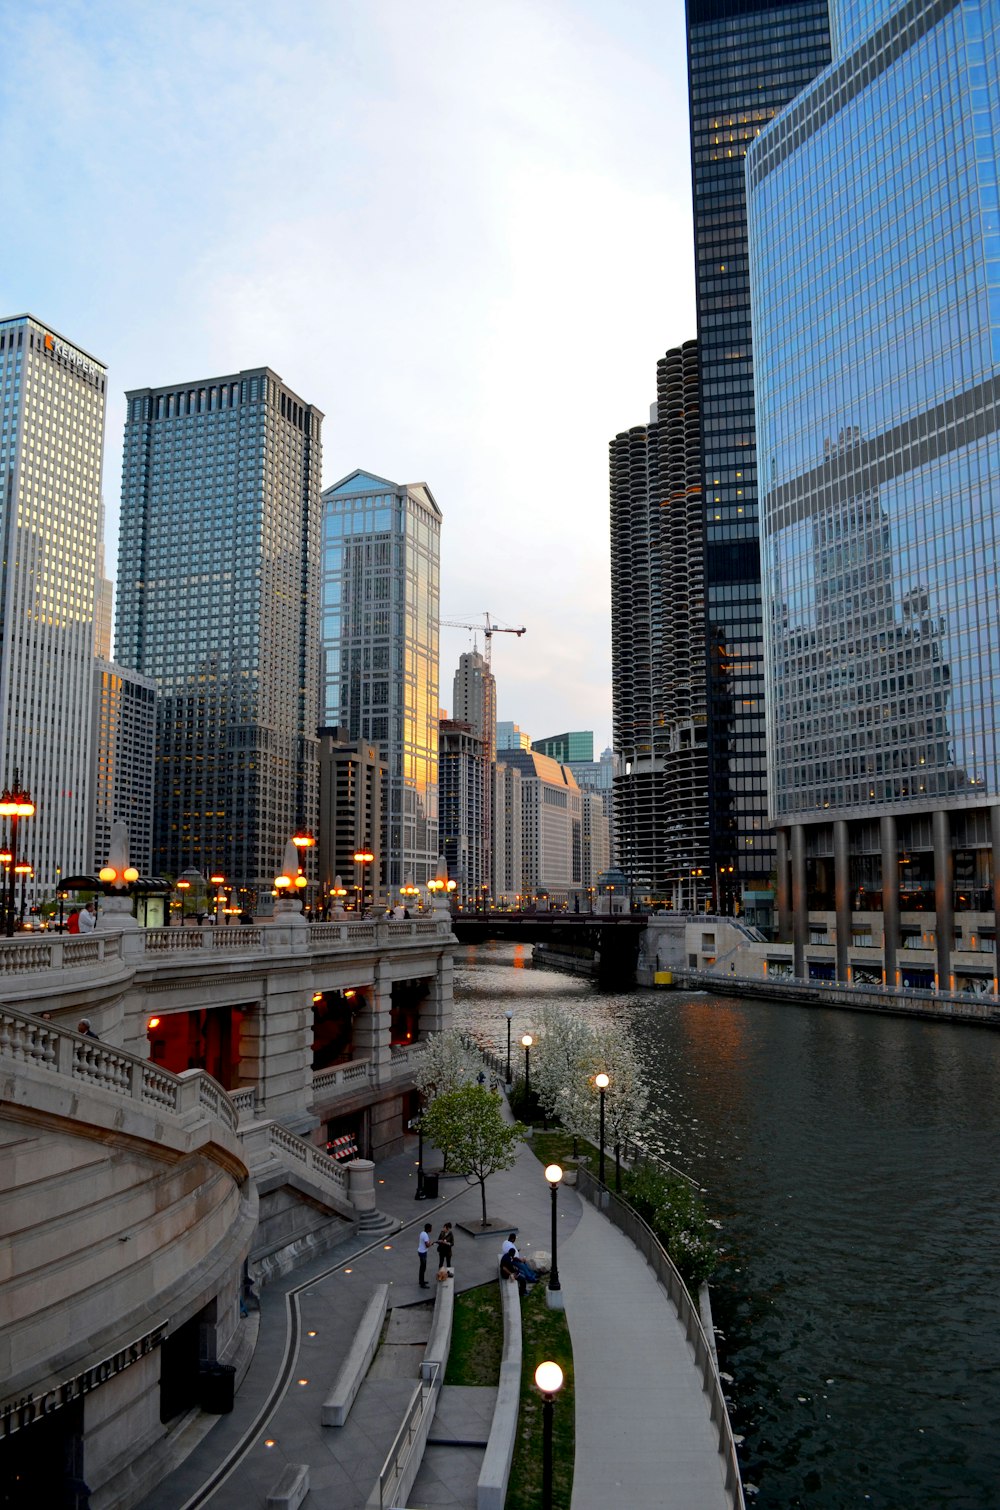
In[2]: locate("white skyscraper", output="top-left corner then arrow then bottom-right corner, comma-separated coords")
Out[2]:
0,315 -> 106,893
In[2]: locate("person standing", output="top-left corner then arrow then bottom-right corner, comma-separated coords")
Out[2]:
436,1222 -> 454,1273
78,902 -> 96,933
66,908 -> 81,934
417,1222 -> 433,1288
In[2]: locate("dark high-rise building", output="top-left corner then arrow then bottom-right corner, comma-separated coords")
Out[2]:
611,341 -> 710,905
687,0 -> 830,916
117,369 -> 322,896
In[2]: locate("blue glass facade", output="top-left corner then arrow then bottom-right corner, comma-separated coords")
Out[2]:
687,0 -> 831,904
320,471 -> 440,889
749,0 -> 1000,823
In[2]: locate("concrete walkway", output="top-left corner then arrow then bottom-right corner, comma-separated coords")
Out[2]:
136,1130 -> 733,1510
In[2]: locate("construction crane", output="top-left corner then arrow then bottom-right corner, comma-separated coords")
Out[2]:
440,612 -> 527,672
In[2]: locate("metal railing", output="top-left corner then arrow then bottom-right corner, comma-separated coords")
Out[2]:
576,1166 -> 745,1510
676,968 -> 1000,1025
370,1361 -> 440,1509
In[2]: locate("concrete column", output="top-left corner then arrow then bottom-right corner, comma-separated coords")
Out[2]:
990,806 -> 1000,994
776,828 -> 791,942
353,965 -> 392,1084
418,951 -> 454,1038
834,820 -> 851,984
259,971 -> 318,1134
791,825 -> 807,979
933,808 -> 953,993
880,814 -> 899,989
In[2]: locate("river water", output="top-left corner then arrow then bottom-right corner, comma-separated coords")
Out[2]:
453,942 -> 1000,1509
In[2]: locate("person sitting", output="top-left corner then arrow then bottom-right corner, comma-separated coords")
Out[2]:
499,1234 -> 540,1285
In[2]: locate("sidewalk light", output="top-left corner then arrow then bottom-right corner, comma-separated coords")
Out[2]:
521,1033 -> 533,1103
544,1164 -> 563,1301
534,1360 -> 564,1510
595,1072 -> 610,1185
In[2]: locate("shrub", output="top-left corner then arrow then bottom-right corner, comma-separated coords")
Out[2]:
623,1162 -> 719,1291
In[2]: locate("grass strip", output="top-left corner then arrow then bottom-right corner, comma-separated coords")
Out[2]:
506,1281 -> 575,1510
445,1280 -> 503,1386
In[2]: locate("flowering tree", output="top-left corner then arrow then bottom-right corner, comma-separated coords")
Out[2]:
531,1006 -> 593,1124
581,1027 -> 649,1187
422,1084 -> 524,1227
414,1029 -> 479,1103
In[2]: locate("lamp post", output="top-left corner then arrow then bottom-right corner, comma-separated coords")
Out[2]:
544,1164 -> 563,1303
210,872 -> 226,925
505,1009 -> 513,1083
521,1033 -> 533,1104
534,1361 -> 564,1510
0,851 -> 10,937
353,844 -> 374,914
0,772 -> 35,937
15,863 -> 32,927
595,1072 -> 609,1185
414,1107 -> 425,1199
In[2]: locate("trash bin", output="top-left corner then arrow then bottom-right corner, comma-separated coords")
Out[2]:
422,1173 -> 439,1199
198,1362 -> 236,1414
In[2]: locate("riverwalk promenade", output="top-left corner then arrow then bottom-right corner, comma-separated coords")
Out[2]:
137,1133 -> 734,1510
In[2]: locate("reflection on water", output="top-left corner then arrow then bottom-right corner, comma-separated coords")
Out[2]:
455,942 -> 1000,1509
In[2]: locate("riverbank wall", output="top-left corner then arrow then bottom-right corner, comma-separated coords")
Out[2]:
669,968 -> 1000,1028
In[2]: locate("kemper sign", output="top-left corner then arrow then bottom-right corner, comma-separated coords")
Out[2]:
43,330 -> 103,386
0,1322 -> 167,1437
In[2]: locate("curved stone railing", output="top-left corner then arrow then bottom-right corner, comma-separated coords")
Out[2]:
0,1003 -> 238,1133
267,1121 -> 349,1198
0,933 -> 123,976
142,926 -> 266,953
577,1166 -> 745,1509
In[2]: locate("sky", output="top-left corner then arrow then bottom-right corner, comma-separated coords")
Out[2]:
0,0 -> 696,751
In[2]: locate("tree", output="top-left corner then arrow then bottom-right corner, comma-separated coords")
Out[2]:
532,1006 -> 594,1124
414,1029 -> 479,1102
422,1084 -> 524,1227
582,1026 -> 649,1188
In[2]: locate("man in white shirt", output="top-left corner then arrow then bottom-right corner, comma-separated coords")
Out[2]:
417,1223 -> 433,1288
78,903 -> 96,933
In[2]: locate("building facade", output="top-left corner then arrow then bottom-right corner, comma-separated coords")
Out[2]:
496,720 -> 531,753
0,315 -> 107,895
687,0 -> 831,913
611,342 -> 712,907
439,718 -> 487,907
748,0 -> 1000,990
320,471 -> 441,891
533,731 -> 593,763
316,726 -> 386,912
117,368 -> 322,898
499,748 -> 582,904
90,660 -> 157,875
493,760 -> 523,903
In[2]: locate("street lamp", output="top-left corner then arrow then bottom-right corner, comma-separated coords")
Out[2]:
595,1072 -> 609,1185
521,1033 -> 533,1104
15,863 -> 32,927
210,872 -> 226,924
534,1361 -> 564,1510
413,1106 -> 426,1199
0,772 -> 34,937
544,1164 -> 563,1303
353,844 -> 374,913
505,1009 -> 513,1083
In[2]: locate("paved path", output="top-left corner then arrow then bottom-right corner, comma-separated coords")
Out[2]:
561,1198 -> 730,1510
136,1127 -> 733,1510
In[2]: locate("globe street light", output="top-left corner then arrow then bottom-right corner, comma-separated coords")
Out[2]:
353,844 -> 374,913
521,1033 -> 533,1104
534,1361 -> 564,1510
544,1164 -> 563,1303
0,772 -> 34,937
595,1072 -> 610,1185
505,1009 -> 513,1083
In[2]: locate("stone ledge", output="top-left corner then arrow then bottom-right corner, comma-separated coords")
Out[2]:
321,1284 -> 389,1426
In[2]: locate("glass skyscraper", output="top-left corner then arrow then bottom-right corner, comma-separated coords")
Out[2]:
320,471 -> 441,890
117,368 -> 322,895
687,0 -> 831,910
0,315 -> 107,894
748,0 -> 1000,990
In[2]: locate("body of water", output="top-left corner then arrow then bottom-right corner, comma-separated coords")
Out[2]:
453,942 -> 1000,1509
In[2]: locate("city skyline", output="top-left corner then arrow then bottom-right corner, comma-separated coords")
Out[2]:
0,0 -> 695,750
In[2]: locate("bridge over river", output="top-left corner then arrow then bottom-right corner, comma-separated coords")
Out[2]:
450,912 -> 645,986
